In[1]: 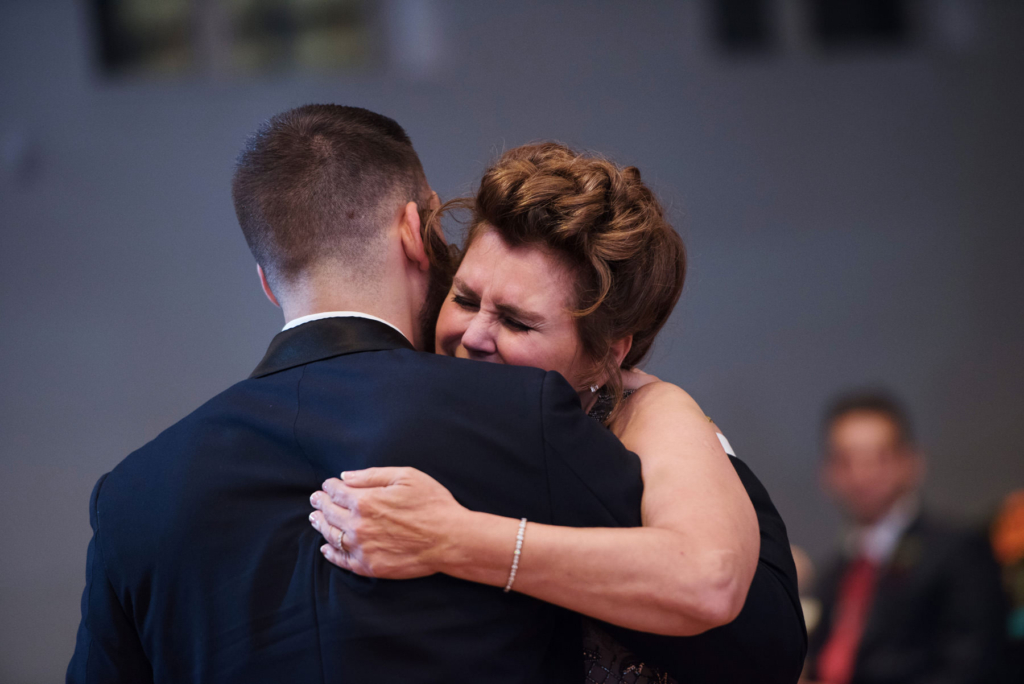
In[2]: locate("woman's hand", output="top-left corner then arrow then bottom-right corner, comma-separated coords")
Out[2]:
309,467 -> 469,579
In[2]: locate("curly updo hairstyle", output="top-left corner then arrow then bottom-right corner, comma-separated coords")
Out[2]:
429,142 -> 686,420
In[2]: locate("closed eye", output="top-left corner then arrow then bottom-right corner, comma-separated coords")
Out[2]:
452,294 -> 479,310
502,317 -> 533,333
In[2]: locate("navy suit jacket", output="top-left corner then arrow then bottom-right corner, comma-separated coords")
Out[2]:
68,317 -> 805,683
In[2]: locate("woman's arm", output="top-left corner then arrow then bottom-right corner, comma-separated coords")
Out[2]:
311,382 -> 759,636
481,382 -> 759,635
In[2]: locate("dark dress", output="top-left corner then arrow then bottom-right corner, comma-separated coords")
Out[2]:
581,390 -> 675,684
581,389 -> 806,683
583,617 -> 675,684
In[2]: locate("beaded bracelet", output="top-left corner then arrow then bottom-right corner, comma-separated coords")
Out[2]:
503,518 -> 528,593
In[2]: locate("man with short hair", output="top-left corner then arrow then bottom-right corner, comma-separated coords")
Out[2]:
805,391 -> 1006,684
67,105 -> 804,683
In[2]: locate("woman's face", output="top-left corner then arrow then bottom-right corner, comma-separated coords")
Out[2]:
435,228 -> 589,390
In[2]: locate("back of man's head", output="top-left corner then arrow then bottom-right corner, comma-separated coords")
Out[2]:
232,104 -> 428,291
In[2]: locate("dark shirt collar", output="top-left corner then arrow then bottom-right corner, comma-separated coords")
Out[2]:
251,316 -> 415,379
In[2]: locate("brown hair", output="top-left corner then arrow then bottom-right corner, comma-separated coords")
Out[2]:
427,142 -> 686,420
233,104 -> 430,288
823,389 -> 916,447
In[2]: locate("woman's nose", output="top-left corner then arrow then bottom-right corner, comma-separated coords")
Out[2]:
461,314 -> 498,359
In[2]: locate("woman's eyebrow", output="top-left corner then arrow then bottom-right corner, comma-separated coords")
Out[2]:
453,276 -> 544,324
495,302 -> 544,325
452,277 -> 478,298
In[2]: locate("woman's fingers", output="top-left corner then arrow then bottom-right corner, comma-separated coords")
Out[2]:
311,512 -> 373,577
320,479 -> 359,509
309,511 -> 346,548
340,467 -> 409,488
320,544 -> 374,578
320,544 -> 350,570
314,495 -> 354,532
309,466 -> 462,580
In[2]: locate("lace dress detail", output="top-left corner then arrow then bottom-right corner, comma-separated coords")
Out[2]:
580,390 -> 677,684
587,388 -> 637,424
582,619 -> 676,684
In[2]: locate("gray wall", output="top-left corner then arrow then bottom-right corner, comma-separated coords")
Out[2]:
2,1 -> 1022,681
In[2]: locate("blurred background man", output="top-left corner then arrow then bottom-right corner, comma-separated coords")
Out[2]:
805,391 -> 1007,684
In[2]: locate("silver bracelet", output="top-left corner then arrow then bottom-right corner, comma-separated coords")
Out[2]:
503,518 -> 528,593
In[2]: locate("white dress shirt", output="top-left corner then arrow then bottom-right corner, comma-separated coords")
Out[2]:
846,494 -> 920,564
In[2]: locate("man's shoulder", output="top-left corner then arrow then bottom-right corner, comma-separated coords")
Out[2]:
116,371 -> 295,462
95,371 -> 303,513
90,369 -> 321,576
909,513 -> 996,565
315,347 -> 551,388
99,352 -> 561,495
299,348 -> 577,419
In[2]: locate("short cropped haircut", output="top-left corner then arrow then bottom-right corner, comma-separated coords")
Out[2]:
823,389 -> 915,447
232,104 -> 428,287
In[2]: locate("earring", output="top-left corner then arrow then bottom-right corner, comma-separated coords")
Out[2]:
590,384 -> 599,393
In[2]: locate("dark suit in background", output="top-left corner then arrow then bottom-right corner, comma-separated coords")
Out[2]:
807,515 -> 1007,684
68,317 -> 805,683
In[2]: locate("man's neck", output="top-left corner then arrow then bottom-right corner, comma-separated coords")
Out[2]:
283,302 -> 414,343
279,288 -> 419,349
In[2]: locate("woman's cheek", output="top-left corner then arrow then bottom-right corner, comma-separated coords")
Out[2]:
499,334 -> 537,370
433,304 -> 460,356
531,337 -> 576,379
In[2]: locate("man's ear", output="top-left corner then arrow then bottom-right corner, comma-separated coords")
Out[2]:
399,201 -> 430,272
257,264 -> 280,308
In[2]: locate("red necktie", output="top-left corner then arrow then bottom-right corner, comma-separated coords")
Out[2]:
816,557 -> 880,684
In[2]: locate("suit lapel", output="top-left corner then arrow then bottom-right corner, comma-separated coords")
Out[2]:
251,317 -> 414,378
